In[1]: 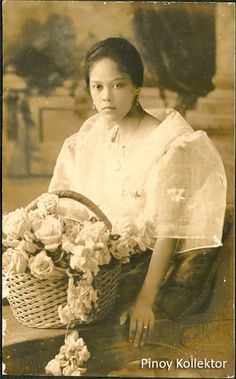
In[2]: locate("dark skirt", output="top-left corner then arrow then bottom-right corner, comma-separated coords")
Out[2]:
116,247 -> 220,320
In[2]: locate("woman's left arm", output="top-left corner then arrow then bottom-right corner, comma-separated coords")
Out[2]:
120,237 -> 176,346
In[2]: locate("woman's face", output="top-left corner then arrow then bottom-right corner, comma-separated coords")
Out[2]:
89,58 -> 138,123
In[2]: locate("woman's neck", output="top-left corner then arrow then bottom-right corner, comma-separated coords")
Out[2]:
116,105 -> 145,136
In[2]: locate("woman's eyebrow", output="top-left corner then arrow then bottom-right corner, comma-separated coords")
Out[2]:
112,77 -> 126,81
90,77 -> 126,83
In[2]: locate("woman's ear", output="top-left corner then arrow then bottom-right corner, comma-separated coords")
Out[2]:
135,88 -> 141,107
135,87 -> 141,96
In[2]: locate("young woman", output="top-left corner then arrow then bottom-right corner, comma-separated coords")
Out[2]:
49,38 -> 227,347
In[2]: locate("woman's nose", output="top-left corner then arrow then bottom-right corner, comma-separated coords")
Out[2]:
102,87 -> 112,102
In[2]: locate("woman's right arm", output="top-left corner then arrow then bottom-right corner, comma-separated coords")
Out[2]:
48,133 -> 77,192
49,114 -> 100,192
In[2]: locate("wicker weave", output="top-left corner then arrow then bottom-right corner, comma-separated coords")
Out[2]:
4,261 -> 121,328
4,274 -> 68,328
4,190 -> 121,328
91,260 -> 121,323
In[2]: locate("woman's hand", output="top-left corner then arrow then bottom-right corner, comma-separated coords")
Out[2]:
119,238 -> 176,347
120,300 -> 155,347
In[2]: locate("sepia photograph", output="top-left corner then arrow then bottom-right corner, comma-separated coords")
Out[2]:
2,1 -> 235,377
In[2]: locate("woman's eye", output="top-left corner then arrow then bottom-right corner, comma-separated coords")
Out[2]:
92,84 -> 102,90
113,82 -> 124,89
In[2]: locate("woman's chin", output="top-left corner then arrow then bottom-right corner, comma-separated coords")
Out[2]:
101,112 -> 121,124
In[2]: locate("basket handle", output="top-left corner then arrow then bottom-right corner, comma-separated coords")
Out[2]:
26,190 -> 112,231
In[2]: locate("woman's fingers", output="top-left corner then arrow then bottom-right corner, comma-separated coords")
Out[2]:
148,314 -> 155,336
129,318 -> 137,343
131,316 -> 155,346
133,319 -> 144,347
140,322 -> 149,345
125,305 -> 155,346
119,310 -> 128,326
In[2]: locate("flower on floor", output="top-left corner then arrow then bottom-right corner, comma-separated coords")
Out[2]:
45,330 -> 90,377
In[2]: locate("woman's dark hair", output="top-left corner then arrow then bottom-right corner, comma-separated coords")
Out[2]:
84,37 -> 144,89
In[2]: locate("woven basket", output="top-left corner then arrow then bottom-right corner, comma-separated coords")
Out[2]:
4,274 -> 68,328
4,190 -> 121,329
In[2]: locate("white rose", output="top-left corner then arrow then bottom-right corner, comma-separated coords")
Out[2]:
66,279 -> 97,322
71,368 -> 87,376
77,221 -> 108,244
3,230 -> 38,254
56,351 -> 69,368
2,237 -> 21,249
110,236 -> 135,264
3,248 -> 28,274
73,283 -> 97,313
64,331 -> 90,365
62,364 -> 86,376
58,304 -> 76,325
28,250 -> 63,279
63,218 -> 81,230
16,240 -> 37,254
62,365 -> 75,376
112,219 -> 139,237
78,345 -> 90,363
3,208 -> 31,239
65,330 -> 79,344
45,359 -> 61,376
93,243 -> 111,266
61,240 -> 77,253
70,245 -> 99,274
28,209 -> 44,233
34,215 -> 63,250
63,219 -> 82,243
36,193 -> 58,216
135,218 -> 156,249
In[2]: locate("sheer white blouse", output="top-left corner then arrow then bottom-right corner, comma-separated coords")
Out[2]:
49,109 -> 227,254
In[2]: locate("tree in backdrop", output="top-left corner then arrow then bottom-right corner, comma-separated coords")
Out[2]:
5,14 -> 79,94
132,6 -> 216,113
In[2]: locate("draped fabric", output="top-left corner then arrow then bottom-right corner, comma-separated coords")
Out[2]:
49,109 -> 227,254
132,7 -> 215,107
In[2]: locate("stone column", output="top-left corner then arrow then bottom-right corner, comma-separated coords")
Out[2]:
213,3 -> 234,92
186,3 -> 234,131
186,3 -> 234,204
